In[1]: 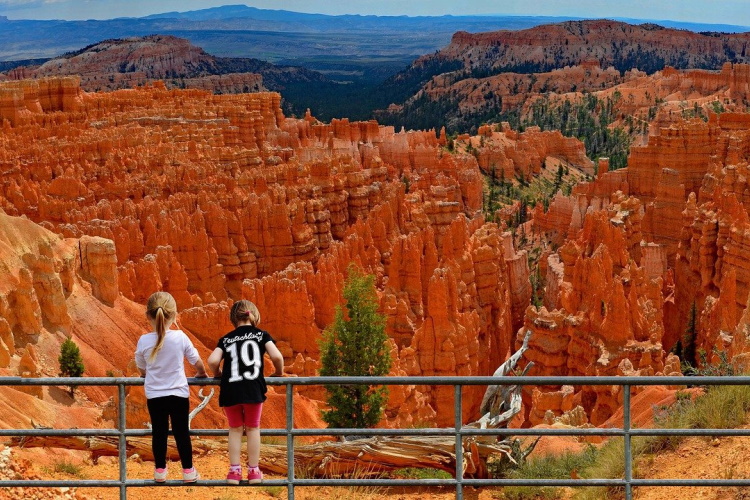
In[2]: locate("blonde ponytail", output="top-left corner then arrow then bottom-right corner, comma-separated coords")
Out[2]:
230,300 -> 261,327
146,292 -> 177,362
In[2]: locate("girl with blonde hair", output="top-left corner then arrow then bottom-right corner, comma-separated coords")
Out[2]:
207,300 -> 285,484
135,291 -> 207,483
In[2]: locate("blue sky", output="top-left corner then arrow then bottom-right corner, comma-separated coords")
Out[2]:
0,0 -> 748,27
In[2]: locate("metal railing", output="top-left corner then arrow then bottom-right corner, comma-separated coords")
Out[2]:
1,375 -> 750,499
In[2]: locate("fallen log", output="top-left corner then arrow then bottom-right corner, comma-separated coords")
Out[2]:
262,435 -> 513,478
8,434 -> 511,478
8,435 -> 222,463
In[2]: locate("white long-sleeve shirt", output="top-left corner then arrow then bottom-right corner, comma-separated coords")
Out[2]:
135,329 -> 201,399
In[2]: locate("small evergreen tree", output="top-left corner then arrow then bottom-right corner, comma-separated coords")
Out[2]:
401,175 -> 411,193
320,265 -> 391,428
484,165 -> 499,222
59,338 -> 84,396
681,302 -> 698,368
554,164 -> 564,189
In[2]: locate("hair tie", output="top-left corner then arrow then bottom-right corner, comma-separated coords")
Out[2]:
242,311 -> 250,317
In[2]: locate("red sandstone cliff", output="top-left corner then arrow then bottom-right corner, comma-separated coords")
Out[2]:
379,22 -> 750,142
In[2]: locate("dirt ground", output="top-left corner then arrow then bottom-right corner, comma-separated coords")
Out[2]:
634,430 -> 750,500
5,426 -> 750,500
4,444 -> 505,500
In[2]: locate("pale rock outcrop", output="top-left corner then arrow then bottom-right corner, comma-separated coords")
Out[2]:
79,235 -> 119,306
17,345 -> 43,399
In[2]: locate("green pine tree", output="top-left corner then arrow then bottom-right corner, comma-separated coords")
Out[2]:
319,265 -> 392,429
681,302 -> 698,368
59,338 -> 84,397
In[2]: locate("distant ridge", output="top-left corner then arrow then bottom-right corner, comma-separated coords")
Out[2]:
0,4 -> 747,65
375,19 -> 750,132
142,4 -> 332,22
429,19 -> 750,74
141,5 -> 750,33
612,17 -> 750,34
2,34 -> 327,93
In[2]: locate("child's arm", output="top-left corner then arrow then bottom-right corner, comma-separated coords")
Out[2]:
181,332 -> 207,377
265,341 -> 285,376
135,341 -> 146,376
192,358 -> 208,378
207,347 -> 223,378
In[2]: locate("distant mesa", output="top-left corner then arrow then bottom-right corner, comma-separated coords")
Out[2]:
2,34 -> 328,94
438,20 -> 750,74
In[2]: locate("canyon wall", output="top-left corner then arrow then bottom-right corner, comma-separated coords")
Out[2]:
526,109 -> 750,425
4,67 -> 750,432
0,77 -> 535,428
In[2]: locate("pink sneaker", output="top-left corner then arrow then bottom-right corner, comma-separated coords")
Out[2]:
182,467 -> 199,483
154,467 -> 167,483
247,466 -> 263,484
226,465 -> 242,485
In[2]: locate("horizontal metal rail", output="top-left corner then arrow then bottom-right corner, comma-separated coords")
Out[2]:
0,375 -> 748,500
2,374 -> 747,385
5,477 -> 750,488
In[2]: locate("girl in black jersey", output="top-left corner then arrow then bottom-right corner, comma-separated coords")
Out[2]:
207,300 -> 285,484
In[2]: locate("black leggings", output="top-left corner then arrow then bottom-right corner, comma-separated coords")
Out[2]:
146,396 -> 192,470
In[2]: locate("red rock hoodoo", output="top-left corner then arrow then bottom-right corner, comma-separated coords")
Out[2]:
0,77 -> 530,429
3,56 -> 750,437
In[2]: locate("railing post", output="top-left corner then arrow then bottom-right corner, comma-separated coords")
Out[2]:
624,384 -> 632,500
287,382 -> 295,500
118,381 -> 127,500
454,384 -> 463,500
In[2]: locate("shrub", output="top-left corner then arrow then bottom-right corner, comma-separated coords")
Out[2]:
320,265 -> 391,428
495,446 -> 598,500
58,338 -> 84,396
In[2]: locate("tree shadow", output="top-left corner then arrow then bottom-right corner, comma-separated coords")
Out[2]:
49,385 -> 75,406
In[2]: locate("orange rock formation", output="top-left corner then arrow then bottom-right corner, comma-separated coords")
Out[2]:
0,77 -> 527,429
527,107 -> 750,424
5,65 -> 748,434
474,124 -> 594,180
437,21 -> 750,75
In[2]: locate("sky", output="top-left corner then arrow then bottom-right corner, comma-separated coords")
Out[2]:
0,0 -> 748,27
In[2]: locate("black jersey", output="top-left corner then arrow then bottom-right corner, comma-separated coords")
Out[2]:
216,325 -> 275,407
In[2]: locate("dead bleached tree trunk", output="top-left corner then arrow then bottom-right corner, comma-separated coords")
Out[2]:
9,331 -> 533,478
11,435 -> 220,463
